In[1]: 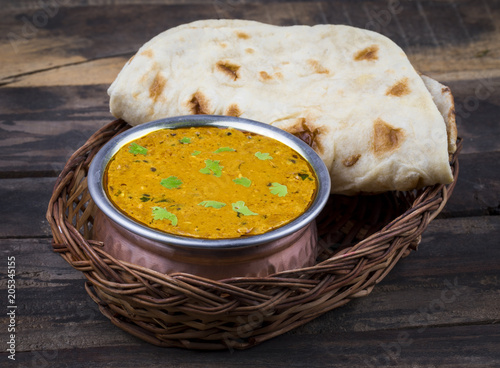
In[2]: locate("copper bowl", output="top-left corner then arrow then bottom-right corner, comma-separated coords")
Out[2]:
88,115 -> 331,279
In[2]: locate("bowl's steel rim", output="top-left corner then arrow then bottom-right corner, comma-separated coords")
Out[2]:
87,115 -> 331,249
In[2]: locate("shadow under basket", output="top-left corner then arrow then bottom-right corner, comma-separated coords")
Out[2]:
46,119 -> 462,350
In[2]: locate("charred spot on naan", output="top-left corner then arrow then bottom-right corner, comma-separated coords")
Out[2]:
259,71 -> 272,81
289,118 -> 323,154
140,49 -> 154,58
149,73 -> 166,102
225,103 -> 242,117
386,78 -> 411,97
236,31 -> 250,39
307,59 -> 330,74
216,61 -> 241,80
245,48 -> 255,54
343,154 -> 361,167
354,45 -> 379,61
189,91 -> 212,115
373,119 -> 405,156
259,71 -> 283,81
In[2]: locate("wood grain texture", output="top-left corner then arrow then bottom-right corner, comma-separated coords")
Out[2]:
0,178 -> 55,237
0,1 -> 498,175
1,0 -> 499,365
1,0 -> 499,84
0,1 -> 498,176
0,217 -> 498,352
444,77 -> 500,155
0,84 -> 110,176
0,77 -> 498,175
440,152 -> 500,217
3,324 -> 499,368
0,150 -> 497,238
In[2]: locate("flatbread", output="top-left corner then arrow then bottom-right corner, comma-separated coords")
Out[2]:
108,19 -> 456,194
420,75 -> 457,154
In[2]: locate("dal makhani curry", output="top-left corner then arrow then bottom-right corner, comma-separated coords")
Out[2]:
105,126 -> 317,239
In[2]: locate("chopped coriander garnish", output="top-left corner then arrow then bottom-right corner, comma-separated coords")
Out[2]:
129,142 -> 148,156
214,147 -> 235,153
232,201 -> 258,216
255,152 -> 272,160
106,126 -> 317,239
160,176 -> 182,189
139,194 -> 151,202
152,207 -> 178,225
199,159 -> 223,177
269,182 -> 288,197
232,177 -> 251,188
198,200 -> 226,209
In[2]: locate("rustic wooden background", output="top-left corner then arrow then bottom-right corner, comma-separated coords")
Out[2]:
1,0 -> 499,367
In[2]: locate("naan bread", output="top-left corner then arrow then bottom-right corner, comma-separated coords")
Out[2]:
108,19 -> 456,195
420,75 -> 457,154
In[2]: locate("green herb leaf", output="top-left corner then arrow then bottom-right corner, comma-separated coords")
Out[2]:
232,201 -> 258,216
198,200 -> 226,209
129,142 -> 148,156
191,150 -> 202,156
199,159 -> 223,177
255,152 -> 273,160
298,173 -> 309,181
179,137 -> 191,144
214,147 -> 235,153
152,207 -> 178,226
232,177 -> 251,188
270,182 -> 288,197
160,176 -> 182,189
139,194 -> 151,202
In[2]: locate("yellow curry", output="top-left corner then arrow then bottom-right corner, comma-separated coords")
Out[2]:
105,126 -> 317,239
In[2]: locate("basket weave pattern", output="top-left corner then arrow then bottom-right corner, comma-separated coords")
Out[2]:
47,119 -> 461,350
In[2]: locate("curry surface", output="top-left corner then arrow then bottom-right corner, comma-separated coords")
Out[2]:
105,126 -> 317,239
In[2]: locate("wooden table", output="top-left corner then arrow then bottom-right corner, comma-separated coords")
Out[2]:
1,1 -> 499,366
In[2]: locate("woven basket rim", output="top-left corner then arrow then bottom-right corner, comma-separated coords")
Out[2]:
46,119 -> 461,350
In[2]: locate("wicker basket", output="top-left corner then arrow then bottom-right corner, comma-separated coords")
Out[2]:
46,119 -> 461,350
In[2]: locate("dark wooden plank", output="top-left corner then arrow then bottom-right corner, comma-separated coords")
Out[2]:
443,77 -> 500,155
0,1 -> 498,175
0,177 -> 55,237
1,1 -> 499,82
0,146 -> 497,237
0,4 -> 213,80
1,216 -> 498,352
440,151 -> 500,217
0,1 -> 498,367
1,76 -> 499,176
0,145 -> 497,237
0,85 -> 111,176
5,324 -> 499,367
4,0 -> 210,11
299,215 -> 500,335
0,237 -> 138,353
